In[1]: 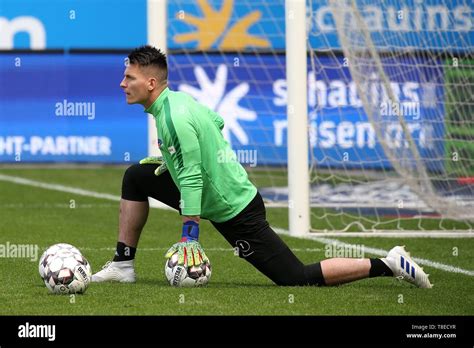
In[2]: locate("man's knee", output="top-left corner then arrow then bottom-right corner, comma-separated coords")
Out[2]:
121,164 -> 149,201
123,164 -> 144,181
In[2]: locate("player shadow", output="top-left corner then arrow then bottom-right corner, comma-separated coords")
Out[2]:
137,278 -> 276,288
203,281 -> 276,288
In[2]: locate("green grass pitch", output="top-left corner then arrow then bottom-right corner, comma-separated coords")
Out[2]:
0,166 -> 473,315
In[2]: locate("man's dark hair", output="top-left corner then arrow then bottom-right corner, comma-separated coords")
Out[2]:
128,45 -> 167,81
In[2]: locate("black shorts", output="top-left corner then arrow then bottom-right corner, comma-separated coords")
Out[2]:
122,164 -> 324,286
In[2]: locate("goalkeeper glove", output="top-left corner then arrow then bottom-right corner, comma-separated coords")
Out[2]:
165,221 -> 209,267
139,156 -> 168,176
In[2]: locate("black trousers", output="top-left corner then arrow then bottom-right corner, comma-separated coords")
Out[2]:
122,164 -> 325,286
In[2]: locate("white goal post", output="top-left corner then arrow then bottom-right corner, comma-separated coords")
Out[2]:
147,0 -> 167,158
286,0 -> 311,236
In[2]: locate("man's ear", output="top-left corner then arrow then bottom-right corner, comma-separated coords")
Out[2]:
147,77 -> 157,91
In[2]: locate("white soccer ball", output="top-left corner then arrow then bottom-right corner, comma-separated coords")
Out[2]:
165,252 -> 211,287
43,251 -> 92,294
38,243 -> 82,280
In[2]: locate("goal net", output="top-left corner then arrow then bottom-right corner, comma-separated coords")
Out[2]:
162,0 -> 473,234
309,0 -> 474,233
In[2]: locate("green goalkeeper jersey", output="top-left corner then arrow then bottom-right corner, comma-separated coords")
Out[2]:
145,87 -> 257,222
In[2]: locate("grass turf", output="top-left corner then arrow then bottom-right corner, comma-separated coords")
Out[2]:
0,166 -> 473,315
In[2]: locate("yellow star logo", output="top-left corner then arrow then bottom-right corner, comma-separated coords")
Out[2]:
173,0 -> 270,50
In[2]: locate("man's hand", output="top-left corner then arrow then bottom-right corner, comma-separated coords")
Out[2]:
165,240 -> 209,267
139,156 -> 168,176
165,221 -> 208,267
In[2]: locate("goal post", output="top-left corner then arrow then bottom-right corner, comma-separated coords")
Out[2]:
147,0 -> 167,157
286,0 -> 310,236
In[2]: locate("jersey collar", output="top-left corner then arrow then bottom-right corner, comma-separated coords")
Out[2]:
144,86 -> 170,115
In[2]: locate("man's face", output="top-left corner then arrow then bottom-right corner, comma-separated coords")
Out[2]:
120,64 -> 150,105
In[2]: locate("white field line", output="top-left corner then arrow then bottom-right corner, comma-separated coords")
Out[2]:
0,174 -> 171,209
2,173 -> 471,237
1,173 -> 473,277
275,228 -> 474,277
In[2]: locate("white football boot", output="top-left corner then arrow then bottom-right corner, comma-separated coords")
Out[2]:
91,260 -> 136,283
384,246 -> 433,288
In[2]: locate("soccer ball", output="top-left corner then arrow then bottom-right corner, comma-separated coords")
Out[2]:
38,243 -> 82,280
43,251 -> 92,294
165,252 -> 211,287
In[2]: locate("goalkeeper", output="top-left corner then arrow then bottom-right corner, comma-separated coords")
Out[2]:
92,46 -> 431,288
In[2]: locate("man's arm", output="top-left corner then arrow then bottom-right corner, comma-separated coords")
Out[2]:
166,107 -> 203,216
183,216 -> 200,223
164,104 -> 207,265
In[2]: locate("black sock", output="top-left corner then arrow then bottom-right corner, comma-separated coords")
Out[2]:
369,258 -> 393,277
113,242 -> 136,261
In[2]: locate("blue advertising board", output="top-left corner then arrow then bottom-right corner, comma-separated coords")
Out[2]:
307,0 -> 473,52
0,53 -> 147,162
168,53 -> 445,170
1,0 -> 471,52
0,0 -> 146,49
168,0 -> 473,52
0,52 -> 445,168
